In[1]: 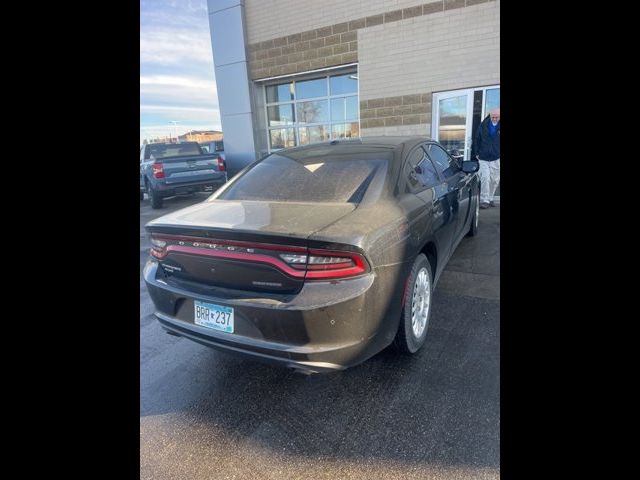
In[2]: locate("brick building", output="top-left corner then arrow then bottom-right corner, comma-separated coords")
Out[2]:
178,130 -> 224,143
207,0 -> 499,170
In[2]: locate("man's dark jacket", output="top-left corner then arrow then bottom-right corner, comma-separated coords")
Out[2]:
472,115 -> 500,161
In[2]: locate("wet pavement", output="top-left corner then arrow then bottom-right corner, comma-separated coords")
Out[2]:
140,193 -> 500,480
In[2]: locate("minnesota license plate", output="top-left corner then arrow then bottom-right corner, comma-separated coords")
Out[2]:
194,300 -> 234,333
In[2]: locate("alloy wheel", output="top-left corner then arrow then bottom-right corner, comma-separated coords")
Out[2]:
411,267 -> 431,338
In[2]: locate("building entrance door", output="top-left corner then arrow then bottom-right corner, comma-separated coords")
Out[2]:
432,85 -> 500,161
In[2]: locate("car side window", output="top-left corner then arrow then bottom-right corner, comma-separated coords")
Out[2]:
405,146 -> 441,192
425,143 -> 460,179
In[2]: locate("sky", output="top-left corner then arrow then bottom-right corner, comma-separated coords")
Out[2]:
140,0 -> 220,144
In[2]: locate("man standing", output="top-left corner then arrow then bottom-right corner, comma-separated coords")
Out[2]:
473,107 -> 500,208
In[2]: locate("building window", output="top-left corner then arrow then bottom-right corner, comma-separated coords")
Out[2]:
264,71 -> 359,151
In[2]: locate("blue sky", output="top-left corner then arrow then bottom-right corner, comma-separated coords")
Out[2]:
140,0 -> 220,144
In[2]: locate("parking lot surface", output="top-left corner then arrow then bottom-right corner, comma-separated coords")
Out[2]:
140,193 -> 500,480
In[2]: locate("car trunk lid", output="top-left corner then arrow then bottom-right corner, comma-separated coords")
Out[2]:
146,200 -> 357,293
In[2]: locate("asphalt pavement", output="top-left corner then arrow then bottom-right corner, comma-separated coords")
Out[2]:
140,193 -> 500,480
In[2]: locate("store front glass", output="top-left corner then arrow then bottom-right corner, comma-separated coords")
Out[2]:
432,85 -> 500,161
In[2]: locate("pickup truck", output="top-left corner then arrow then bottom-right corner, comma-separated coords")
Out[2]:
140,142 -> 227,209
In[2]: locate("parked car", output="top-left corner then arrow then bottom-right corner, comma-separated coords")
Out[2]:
140,142 -> 227,209
143,136 -> 480,372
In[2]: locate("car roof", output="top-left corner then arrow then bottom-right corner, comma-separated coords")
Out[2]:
275,136 -> 434,159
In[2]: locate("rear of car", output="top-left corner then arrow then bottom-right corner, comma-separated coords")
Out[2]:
143,144 -> 400,371
141,142 -> 227,208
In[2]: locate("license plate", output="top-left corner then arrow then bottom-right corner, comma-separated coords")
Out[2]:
194,300 -> 234,333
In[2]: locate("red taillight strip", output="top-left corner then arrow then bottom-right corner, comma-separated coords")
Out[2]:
151,233 -> 307,253
165,245 -> 307,278
305,249 -> 367,279
307,261 -> 354,270
150,235 -> 370,280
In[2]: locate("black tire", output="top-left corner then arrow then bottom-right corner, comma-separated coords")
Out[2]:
394,253 -> 433,354
140,190 -> 144,201
148,184 -> 163,209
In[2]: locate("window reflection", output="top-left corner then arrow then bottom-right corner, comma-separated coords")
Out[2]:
331,96 -> 358,122
438,96 -> 467,153
266,72 -> 360,150
269,128 -> 296,150
484,88 -> 500,115
330,74 -> 358,95
296,100 -> 329,124
298,125 -> 330,145
267,104 -> 295,127
295,78 -> 327,99
331,122 -> 359,139
266,83 -> 293,103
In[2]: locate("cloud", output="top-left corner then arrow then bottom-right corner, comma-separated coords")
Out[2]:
140,75 -> 219,114
140,104 -> 218,113
139,30 -> 213,66
140,75 -> 213,89
140,0 -> 220,144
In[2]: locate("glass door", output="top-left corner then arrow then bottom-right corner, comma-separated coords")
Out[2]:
432,90 -> 473,160
432,86 -> 500,161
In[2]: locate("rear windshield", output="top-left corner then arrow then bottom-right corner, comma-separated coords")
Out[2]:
145,143 -> 202,160
217,153 -> 386,203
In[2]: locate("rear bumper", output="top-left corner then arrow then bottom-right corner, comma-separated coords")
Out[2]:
143,259 -> 395,372
156,314 -> 348,372
154,177 -> 226,197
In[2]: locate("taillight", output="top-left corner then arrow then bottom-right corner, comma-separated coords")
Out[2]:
305,249 -> 368,279
278,249 -> 368,279
150,237 -> 167,259
152,163 -> 165,179
149,234 -> 369,280
217,157 -> 225,172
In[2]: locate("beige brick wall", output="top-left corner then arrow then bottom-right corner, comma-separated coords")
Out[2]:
245,0 -> 499,144
358,1 -> 499,100
360,94 -> 432,129
247,1 -> 497,81
245,0 -> 429,45
358,0 -> 499,135
364,124 -> 430,137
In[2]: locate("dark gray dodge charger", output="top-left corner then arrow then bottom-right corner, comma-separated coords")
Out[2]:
143,136 -> 480,373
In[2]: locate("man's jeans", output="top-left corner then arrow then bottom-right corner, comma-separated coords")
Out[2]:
478,158 -> 500,204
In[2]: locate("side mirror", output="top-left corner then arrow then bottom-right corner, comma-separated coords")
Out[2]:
414,165 -> 423,175
461,160 -> 479,173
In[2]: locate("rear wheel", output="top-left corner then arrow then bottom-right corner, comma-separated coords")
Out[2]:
394,254 -> 433,354
148,184 -> 163,209
467,187 -> 480,237
140,190 -> 144,201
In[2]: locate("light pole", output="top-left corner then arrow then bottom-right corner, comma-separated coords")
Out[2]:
169,121 -> 179,143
